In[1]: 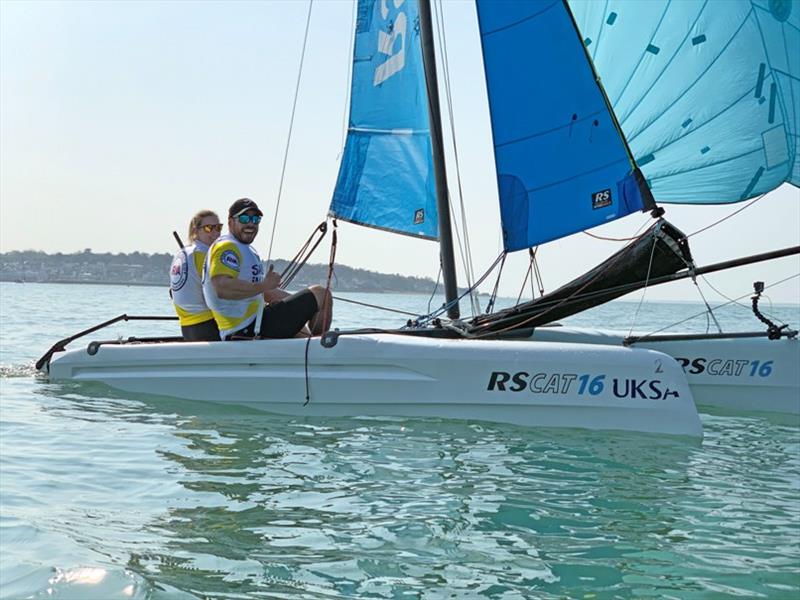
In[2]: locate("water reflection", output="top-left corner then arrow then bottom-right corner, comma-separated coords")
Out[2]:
28,381 -> 798,599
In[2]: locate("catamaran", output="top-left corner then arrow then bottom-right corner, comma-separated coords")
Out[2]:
38,0 -> 800,432
466,0 -> 799,415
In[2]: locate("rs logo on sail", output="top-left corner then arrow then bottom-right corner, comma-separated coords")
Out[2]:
374,0 -> 407,85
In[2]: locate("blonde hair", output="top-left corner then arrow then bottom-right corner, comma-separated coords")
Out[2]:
188,210 -> 219,242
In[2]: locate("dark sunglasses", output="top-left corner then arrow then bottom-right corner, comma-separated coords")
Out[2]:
237,214 -> 262,224
199,224 -> 223,233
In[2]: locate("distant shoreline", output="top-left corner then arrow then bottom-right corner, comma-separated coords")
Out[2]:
2,280 -> 797,307
3,279 -> 165,288
0,279 -> 435,295
0,250 -> 442,294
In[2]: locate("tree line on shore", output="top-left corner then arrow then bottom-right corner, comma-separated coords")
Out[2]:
0,250 -> 438,293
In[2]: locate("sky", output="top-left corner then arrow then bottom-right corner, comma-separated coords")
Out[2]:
1,0 -> 798,305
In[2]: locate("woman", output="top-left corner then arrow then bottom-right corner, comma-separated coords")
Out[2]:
169,210 -> 222,341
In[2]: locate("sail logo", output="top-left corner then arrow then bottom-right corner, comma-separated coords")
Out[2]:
592,189 -> 613,209
374,0 -> 407,86
413,208 -> 425,224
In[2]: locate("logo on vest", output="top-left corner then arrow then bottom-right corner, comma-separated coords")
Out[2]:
170,252 -> 188,291
220,249 -> 240,271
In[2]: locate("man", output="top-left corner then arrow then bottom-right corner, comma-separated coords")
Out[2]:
202,198 -> 332,340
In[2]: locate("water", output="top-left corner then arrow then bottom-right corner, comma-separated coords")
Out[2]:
1,282 -> 799,599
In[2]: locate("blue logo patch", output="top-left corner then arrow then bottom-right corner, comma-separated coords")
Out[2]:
592,189 -> 612,209
220,249 -> 240,271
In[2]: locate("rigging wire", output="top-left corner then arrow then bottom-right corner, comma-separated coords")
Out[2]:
334,295 -> 419,317
413,251 -> 506,327
690,277 -> 724,334
470,218 -> 662,338
485,252 -> 507,314
427,266 -> 442,315
518,247 -> 545,305
516,258 -> 533,306
531,247 -> 545,298
267,0 -> 314,263
279,222 -> 328,288
686,193 -> 765,239
695,270 -> 792,327
630,273 -> 799,340
434,0 -> 480,317
626,228 -> 659,338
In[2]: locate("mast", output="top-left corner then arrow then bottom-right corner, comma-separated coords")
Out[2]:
418,0 -> 460,320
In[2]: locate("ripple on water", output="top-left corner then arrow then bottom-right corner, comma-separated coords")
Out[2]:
2,284 -> 800,599
0,363 -> 40,378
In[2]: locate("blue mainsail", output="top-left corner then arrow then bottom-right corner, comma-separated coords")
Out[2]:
330,0 -> 438,239
570,0 -> 800,204
476,0 -> 653,251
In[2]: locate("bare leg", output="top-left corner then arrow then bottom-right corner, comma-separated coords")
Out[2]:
307,285 -> 333,335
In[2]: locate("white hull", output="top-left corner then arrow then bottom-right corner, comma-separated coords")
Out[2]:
528,327 -> 800,416
47,333 -> 702,437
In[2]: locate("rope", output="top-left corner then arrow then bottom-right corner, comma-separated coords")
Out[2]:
435,0 -> 480,317
691,277 -> 724,334
516,247 -> 543,306
485,252 -> 507,314
470,220 -> 659,338
427,265 -> 442,315
281,222 -> 328,288
698,273 -> 756,314
532,247 -> 545,298
627,228 -> 659,338
305,219 -> 338,406
583,230 -> 645,242
268,0 -> 314,262
516,258 -> 533,306
333,295 -> 419,317
686,193 -> 765,239
628,274 -> 799,341
413,252 -> 506,328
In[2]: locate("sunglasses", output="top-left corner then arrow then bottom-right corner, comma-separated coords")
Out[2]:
236,214 -> 262,224
199,224 -> 223,233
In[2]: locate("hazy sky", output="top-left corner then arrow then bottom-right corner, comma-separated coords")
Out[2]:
1,0 -> 798,304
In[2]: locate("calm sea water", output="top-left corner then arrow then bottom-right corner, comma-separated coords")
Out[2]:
1,282 -> 799,599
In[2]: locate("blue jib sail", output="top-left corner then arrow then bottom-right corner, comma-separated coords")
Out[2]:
329,0 -> 438,240
569,0 -> 800,204
476,0 -> 653,251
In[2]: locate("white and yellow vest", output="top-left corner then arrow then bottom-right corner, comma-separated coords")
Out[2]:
170,241 -> 213,326
202,234 -> 265,338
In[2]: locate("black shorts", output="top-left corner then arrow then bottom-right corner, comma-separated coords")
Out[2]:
181,318 -> 220,342
226,289 -> 319,340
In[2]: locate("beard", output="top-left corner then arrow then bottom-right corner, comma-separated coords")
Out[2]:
234,228 -> 258,244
